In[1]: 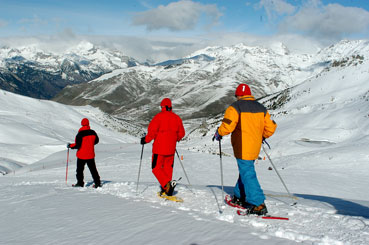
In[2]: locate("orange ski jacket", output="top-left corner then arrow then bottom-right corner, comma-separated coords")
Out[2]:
218,95 -> 277,160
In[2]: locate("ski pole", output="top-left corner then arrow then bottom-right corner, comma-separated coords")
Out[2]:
262,144 -> 297,205
136,144 -> 144,195
175,149 -> 194,193
65,148 -> 69,184
219,140 -> 225,202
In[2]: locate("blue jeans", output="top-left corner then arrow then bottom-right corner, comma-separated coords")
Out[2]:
233,159 -> 265,206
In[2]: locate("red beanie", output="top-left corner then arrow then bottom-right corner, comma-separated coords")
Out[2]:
160,98 -> 172,108
81,118 -> 89,126
235,83 -> 251,97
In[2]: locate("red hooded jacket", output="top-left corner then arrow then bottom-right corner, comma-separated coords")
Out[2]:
70,119 -> 99,160
144,107 -> 185,155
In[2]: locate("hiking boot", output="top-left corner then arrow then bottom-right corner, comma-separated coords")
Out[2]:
164,180 -> 177,196
163,182 -> 170,195
72,182 -> 84,187
249,203 -> 268,215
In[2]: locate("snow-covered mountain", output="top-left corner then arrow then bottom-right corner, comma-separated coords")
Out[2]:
0,41 -> 139,99
53,40 -> 368,126
184,40 -> 369,156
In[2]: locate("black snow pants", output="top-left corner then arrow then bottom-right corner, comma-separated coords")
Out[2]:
76,158 -> 101,186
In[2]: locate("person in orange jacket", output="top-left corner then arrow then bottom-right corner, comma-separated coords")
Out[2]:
214,83 -> 277,215
141,98 -> 185,196
68,118 -> 101,188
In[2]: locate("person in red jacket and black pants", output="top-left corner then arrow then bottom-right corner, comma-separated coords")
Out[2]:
68,118 -> 101,188
141,98 -> 185,196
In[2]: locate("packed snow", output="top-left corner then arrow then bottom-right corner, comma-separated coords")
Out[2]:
1,40 -> 369,244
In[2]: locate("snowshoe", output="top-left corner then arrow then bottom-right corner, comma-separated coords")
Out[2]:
157,192 -> 183,202
93,183 -> 101,188
225,195 -> 245,209
225,195 -> 254,209
231,195 -> 243,206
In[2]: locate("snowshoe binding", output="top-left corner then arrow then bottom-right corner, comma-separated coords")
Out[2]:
248,203 -> 268,216
225,195 -> 254,209
163,180 -> 177,196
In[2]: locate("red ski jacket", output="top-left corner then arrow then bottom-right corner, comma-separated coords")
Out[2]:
144,108 -> 185,155
70,126 -> 99,160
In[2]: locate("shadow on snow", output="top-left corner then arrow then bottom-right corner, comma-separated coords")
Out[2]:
206,185 -> 369,219
295,194 -> 369,219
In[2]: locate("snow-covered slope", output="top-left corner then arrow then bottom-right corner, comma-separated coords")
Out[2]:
3,144 -> 369,244
0,89 -> 135,174
262,42 -> 369,202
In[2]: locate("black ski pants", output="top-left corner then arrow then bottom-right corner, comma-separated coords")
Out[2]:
76,158 -> 101,186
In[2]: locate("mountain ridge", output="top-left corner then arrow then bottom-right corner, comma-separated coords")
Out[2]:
0,41 -> 139,99
53,40 -> 367,124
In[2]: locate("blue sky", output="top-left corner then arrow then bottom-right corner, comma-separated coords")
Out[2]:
1,0 -> 369,61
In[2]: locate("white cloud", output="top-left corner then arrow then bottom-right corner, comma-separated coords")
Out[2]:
256,0 -> 296,20
132,0 -> 222,31
0,31 -> 323,63
89,32 -> 323,62
281,2 -> 369,40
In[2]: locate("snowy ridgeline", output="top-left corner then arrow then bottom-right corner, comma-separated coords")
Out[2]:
0,41 -> 137,72
1,43 -> 369,244
51,39 -> 369,125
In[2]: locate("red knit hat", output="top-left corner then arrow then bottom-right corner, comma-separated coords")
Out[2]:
160,98 -> 172,108
81,118 -> 89,126
235,83 -> 251,97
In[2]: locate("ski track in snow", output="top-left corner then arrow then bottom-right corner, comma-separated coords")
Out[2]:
1,141 -> 369,244
74,183 -> 369,244
5,177 -> 368,244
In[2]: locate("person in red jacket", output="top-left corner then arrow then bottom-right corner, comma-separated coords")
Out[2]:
68,118 -> 101,188
141,98 -> 185,196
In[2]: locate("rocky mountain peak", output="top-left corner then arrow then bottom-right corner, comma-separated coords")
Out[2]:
0,42 -> 139,99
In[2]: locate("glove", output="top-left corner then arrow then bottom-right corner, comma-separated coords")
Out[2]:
67,143 -> 71,149
140,137 -> 147,145
213,129 -> 222,141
